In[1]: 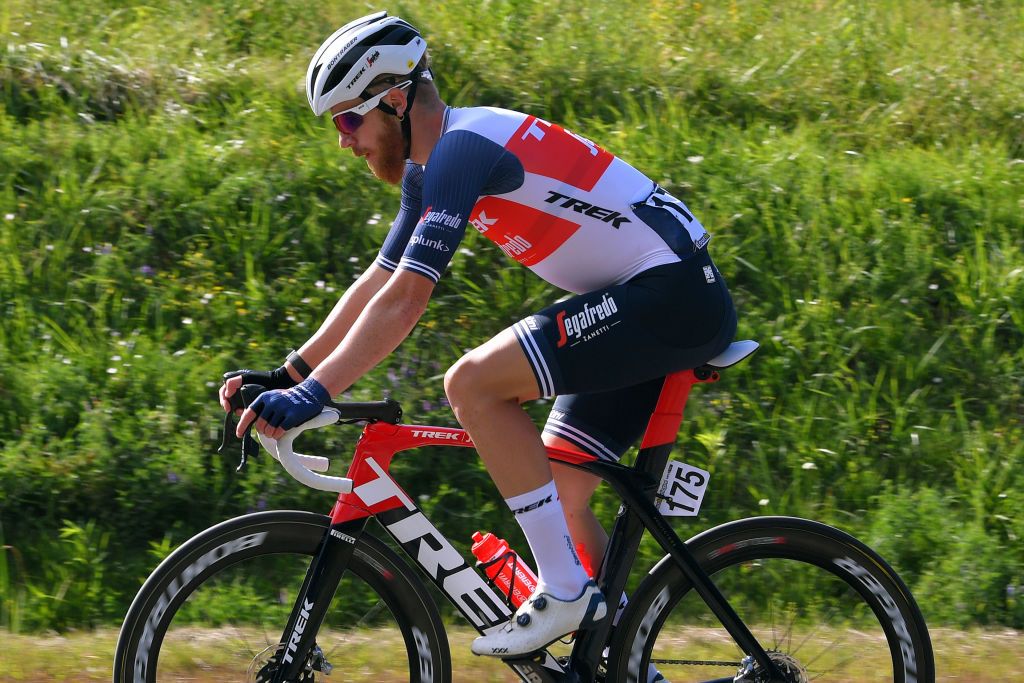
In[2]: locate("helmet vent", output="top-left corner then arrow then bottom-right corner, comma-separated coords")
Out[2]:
322,44 -> 372,94
309,63 -> 322,97
374,24 -> 418,47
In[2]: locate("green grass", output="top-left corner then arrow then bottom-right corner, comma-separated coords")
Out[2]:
1,0 -> 1022,632
1,626 -> 1021,682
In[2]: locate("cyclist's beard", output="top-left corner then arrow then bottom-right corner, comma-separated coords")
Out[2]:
366,115 -> 406,185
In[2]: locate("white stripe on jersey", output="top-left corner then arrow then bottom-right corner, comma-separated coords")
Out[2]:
543,417 -> 619,461
399,257 -> 441,283
513,321 -> 554,397
377,255 -> 399,271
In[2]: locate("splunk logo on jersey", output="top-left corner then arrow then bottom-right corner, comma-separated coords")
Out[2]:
544,191 -> 632,228
556,294 -> 620,348
421,205 -> 464,230
410,235 -> 451,252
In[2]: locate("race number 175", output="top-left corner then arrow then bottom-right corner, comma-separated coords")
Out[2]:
657,461 -> 710,517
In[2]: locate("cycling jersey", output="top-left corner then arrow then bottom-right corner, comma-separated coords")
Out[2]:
376,105 -> 735,461
376,106 -> 710,294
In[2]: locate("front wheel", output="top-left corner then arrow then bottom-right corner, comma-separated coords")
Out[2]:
113,510 -> 451,682
606,516 -> 934,683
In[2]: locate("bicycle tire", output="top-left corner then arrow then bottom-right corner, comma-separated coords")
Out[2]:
606,516 -> 934,683
113,510 -> 452,683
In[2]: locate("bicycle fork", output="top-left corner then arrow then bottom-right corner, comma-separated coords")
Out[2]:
268,517 -> 370,683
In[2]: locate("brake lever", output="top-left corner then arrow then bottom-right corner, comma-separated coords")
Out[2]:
217,382 -> 267,472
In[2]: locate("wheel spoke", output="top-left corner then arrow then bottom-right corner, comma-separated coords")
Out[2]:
607,523 -> 931,682
114,515 -> 450,682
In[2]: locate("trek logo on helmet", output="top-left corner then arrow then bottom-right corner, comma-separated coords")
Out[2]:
347,66 -> 367,90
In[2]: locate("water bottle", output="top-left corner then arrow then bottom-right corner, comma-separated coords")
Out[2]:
471,531 -> 539,608
576,542 -> 595,579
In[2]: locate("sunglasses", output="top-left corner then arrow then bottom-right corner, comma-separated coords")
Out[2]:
331,80 -> 412,135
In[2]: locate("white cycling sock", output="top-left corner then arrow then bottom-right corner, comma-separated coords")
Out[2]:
505,480 -> 591,600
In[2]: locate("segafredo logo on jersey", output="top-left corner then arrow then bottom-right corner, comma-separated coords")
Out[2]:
498,234 -> 532,259
421,205 -> 464,230
556,294 -> 620,348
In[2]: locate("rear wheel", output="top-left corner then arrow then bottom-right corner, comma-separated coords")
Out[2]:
114,511 -> 451,682
607,516 -> 934,683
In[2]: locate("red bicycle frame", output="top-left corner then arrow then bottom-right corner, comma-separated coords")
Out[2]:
328,366 -> 714,526
266,360 -> 780,683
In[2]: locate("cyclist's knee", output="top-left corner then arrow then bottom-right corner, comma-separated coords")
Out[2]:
444,355 -> 491,413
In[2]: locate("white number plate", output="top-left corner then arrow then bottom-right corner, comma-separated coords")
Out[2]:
656,460 -> 710,517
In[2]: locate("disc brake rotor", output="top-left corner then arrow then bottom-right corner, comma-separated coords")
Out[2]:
247,643 -> 318,683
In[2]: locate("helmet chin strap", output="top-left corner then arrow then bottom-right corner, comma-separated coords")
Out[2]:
377,76 -> 420,159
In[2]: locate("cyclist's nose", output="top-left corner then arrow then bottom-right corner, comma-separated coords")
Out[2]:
338,132 -> 356,150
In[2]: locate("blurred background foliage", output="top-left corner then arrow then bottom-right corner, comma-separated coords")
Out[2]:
0,0 -> 1022,631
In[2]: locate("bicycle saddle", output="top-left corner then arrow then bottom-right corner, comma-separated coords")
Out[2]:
705,340 -> 759,369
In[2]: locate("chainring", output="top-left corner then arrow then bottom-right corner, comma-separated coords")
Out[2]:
736,650 -> 810,683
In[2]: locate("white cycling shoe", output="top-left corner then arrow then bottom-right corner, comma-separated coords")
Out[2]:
471,580 -> 607,657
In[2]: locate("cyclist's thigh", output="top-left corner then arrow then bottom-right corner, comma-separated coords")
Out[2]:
514,252 -> 735,461
511,251 -> 736,401
544,380 -> 664,461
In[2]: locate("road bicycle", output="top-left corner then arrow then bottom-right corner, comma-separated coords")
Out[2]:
113,339 -> 935,682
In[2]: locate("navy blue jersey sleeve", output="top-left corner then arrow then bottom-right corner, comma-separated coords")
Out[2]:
396,130 -> 515,283
376,162 -> 425,272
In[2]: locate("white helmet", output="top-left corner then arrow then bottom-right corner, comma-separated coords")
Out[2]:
306,12 -> 427,116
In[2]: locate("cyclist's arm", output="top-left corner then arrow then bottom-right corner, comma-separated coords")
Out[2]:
309,269 -> 433,396
306,130 -> 515,396
291,162 -> 423,372
292,264 -> 393,370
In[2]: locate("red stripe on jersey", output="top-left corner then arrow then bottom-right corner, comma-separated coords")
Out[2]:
470,196 -> 580,267
506,116 -> 614,192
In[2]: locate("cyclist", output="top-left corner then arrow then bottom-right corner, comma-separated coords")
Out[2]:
223,11 -> 736,663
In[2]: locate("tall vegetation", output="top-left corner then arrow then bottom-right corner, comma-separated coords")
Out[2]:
1,0 -> 1021,630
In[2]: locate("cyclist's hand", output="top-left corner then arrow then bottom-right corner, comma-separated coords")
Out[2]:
236,378 -> 331,440
219,366 -> 298,415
